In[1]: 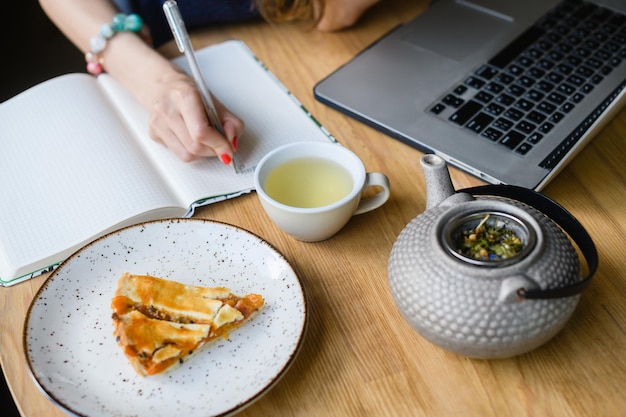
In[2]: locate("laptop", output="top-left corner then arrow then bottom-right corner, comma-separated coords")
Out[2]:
314,0 -> 626,190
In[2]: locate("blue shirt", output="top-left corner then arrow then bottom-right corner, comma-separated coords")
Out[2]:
115,0 -> 261,47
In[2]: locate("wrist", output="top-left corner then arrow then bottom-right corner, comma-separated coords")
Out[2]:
85,13 -> 145,75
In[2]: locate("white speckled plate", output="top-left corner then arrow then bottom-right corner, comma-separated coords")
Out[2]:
24,218 -> 307,417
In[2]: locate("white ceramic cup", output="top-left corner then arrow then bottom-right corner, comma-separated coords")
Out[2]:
254,141 -> 391,242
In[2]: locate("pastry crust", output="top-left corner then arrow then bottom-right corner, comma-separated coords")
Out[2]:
111,273 -> 264,376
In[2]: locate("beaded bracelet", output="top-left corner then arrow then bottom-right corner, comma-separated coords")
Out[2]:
85,13 -> 143,76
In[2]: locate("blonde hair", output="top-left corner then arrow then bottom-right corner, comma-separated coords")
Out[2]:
254,0 -> 321,25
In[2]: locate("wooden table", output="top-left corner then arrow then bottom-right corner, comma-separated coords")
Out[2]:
2,1 -> 626,415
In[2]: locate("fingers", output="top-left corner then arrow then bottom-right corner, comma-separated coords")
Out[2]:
315,0 -> 382,31
148,72 -> 245,163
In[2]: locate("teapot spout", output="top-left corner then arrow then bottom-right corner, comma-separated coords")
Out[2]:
421,154 -> 456,209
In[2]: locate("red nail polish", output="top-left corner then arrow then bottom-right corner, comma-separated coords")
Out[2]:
232,136 -> 238,151
220,153 -> 232,165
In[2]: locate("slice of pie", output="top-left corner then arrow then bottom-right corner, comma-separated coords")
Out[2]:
111,272 -> 264,376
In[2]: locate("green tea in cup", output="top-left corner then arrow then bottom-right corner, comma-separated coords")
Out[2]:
263,157 -> 353,208
254,141 -> 390,242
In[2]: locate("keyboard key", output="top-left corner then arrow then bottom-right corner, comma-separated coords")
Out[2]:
549,112 -> 565,123
516,120 -> 537,134
500,131 -> 526,149
537,80 -> 555,92
557,83 -> 576,95
575,66 -> 595,77
507,64 -> 525,76
430,103 -> 446,114
591,74 -> 604,84
585,57 -> 603,69
591,8 -> 613,23
466,112 -> 495,133
567,34 -> 582,45
485,82 -> 505,94
552,24 -> 571,36
571,92 -> 585,103
556,63 -> 574,74
453,85 -> 469,95
482,127 -> 503,142
475,65 -> 499,80
581,83 -> 594,94
489,25 -> 545,69
517,75 -> 536,88
475,91 -> 495,103
496,94 -> 516,106
518,56 -> 535,67
600,65 -> 613,76
493,118 -> 514,131
443,94 -> 464,108
584,39 -> 601,51
525,89 -> 546,102
465,76 -> 486,89
515,98 -> 535,112
539,59 -> 556,70
566,75 -> 585,87
547,72 -> 565,83
527,132 -> 544,144
538,39 -> 553,51
504,108 -> 524,121
485,102 -> 506,116
547,92 -> 567,104
507,84 -> 527,97
494,72 -> 515,84
576,47 -> 593,58
528,66 -> 546,78
538,122 -> 555,134
561,102 -> 576,113
527,110 -> 547,124
565,55 -> 583,67
548,50 -> 565,62
573,28 -> 591,40
449,100 -> 483,125
516,142 -> 533,155
594,49 -> 612,61
592,30 -> 609,43
555,42 -> 573,54
537,101 -> 557,114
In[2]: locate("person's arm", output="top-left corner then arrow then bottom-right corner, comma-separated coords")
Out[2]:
38,0 -> 242,163
315,0 -> 382,31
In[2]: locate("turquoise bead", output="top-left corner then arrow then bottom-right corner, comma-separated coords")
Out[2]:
111,13 -> 126,31
124,14 -> 143,32
100,23 -> 114,39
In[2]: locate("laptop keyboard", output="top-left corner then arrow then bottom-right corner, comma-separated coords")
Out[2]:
429,0 -> 626,169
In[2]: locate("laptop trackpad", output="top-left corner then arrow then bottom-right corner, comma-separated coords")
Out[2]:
402,0 -> 513,62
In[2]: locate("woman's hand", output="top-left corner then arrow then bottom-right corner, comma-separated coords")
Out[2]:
148,69 -> 244,163
315,0 -> 382,31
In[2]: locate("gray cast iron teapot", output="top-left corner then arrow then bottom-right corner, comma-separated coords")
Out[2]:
388,154 -> 597,358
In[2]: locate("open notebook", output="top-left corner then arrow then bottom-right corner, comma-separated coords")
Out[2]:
315,0 -> 626,190
0,40 -> 334,286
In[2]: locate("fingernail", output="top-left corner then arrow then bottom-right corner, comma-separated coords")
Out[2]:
220,153 -> 232,165
232,136 -> 238,151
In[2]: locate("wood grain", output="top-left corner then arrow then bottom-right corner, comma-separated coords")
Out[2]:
2,1 -> 625,416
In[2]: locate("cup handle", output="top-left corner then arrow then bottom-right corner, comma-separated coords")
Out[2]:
354,172 -> 391,215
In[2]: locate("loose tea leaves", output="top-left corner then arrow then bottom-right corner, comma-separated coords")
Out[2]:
456,214 -> 524,261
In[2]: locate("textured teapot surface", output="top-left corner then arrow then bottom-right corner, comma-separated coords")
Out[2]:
387,155 -> 582,359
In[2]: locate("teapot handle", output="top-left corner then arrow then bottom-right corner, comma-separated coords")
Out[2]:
460,184 -> 598,300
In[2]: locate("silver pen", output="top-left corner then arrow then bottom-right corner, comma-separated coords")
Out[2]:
163,0 -> 236,169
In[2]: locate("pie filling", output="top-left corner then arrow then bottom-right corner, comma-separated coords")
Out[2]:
111,273 -> 264,376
